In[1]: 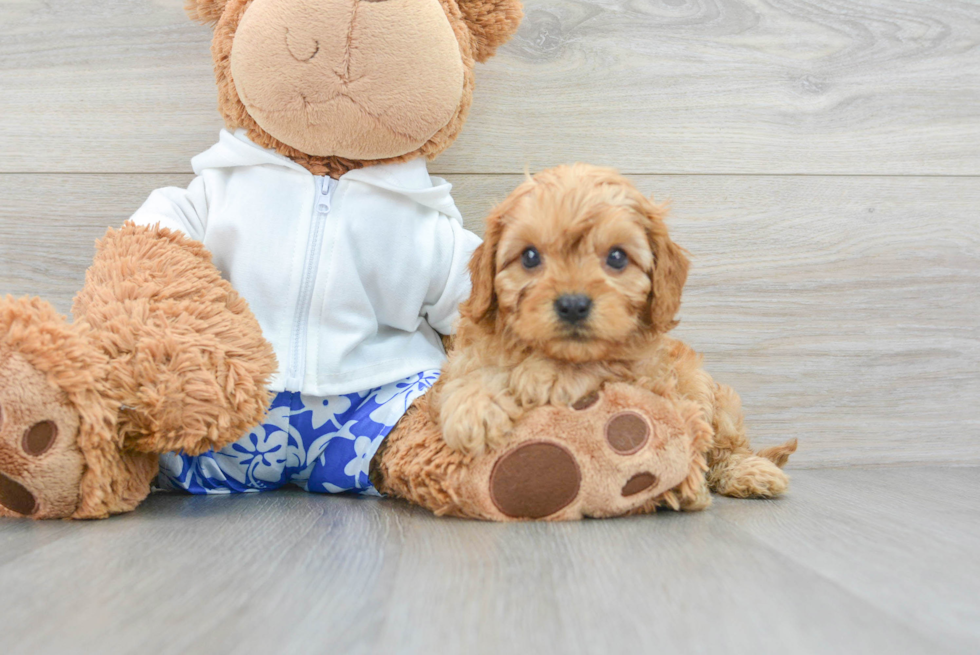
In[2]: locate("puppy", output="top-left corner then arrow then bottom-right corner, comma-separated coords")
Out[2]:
430,164 -> 797,500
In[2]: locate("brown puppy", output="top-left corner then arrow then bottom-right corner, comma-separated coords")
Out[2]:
430,164 -> 797,499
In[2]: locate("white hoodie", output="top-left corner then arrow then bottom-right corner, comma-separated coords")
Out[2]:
131,129 -> 481,396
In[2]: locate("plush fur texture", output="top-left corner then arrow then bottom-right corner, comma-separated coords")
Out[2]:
373,382 -> 713,520
456,0 -> 525,63
0,313 -> 90,519
429,164 -> 797,498
74,223 -> 276,458
197,0 -> 523,177
0,295 -> 144,519
0,224 -> 276,519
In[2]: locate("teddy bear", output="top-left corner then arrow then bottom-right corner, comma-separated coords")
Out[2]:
0,0 -> 771,521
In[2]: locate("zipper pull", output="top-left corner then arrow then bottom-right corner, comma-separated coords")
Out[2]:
318,177 -> 334,212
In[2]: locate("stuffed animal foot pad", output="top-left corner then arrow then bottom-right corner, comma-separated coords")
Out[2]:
0,352 -> 85,518
0,300 -> 85,518
373,383 -> 713,521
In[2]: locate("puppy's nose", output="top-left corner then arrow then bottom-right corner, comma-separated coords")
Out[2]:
555,294 -> 593,324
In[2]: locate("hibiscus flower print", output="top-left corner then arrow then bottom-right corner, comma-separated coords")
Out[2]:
158,370 -> 440,495
214,426 -> 288,487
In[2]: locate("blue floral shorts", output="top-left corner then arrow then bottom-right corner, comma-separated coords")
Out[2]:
157,370 -> 439,496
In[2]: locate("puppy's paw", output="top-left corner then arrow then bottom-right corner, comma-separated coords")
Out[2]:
509,360 -> 556,408
678,477 -> 712,512
439,387 -> 517,456
710,454 -> 789,498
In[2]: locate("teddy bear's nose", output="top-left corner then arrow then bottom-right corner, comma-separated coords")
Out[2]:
555,294 -> 593,324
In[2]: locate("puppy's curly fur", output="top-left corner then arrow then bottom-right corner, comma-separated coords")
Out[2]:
430,164 -> 797,499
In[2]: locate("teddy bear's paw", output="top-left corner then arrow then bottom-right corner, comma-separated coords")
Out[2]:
0,348 -> 85,518
468,383 -> 704,521
488,441 -> 581,519
709,453 -> 789,499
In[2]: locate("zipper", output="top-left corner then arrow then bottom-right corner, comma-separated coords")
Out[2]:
285,175 -> 335,390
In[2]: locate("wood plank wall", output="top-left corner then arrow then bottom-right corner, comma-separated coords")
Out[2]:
1,0 -> 978,467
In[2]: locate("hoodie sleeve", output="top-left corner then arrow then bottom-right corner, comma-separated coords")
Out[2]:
129,175 -> 209,242
422,219 -> 482,335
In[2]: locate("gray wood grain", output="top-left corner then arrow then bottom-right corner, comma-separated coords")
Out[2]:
1,0 -> 979,174
712,466 -> 980,652
2,173 -> 977,468
0,467 -> 975,655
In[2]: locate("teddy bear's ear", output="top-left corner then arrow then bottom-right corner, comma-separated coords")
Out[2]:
185,0 -> 229,26
456,0 -> 524,63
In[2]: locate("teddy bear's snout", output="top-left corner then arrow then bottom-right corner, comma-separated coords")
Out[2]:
230,0 -> 465,160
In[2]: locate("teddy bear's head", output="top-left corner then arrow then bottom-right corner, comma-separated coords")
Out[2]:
187,0 -> 523,176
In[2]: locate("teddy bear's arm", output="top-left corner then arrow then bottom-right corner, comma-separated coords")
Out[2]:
129,176 -> 209,242
421,220 -> 483,336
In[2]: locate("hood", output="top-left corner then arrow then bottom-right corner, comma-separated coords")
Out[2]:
192,129 -> 462,223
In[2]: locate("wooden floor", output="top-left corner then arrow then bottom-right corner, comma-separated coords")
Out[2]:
1,1 -> 979,653
0,467 -> 977,654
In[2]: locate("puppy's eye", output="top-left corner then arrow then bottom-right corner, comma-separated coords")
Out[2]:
606,247 -> 628,271
522,246 -> 542,270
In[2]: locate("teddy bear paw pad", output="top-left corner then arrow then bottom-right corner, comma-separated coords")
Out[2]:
0,468 -> 37,516
621,472 -> 658,496
571,390 -> 600,410
0,351 -> 85,518
605,411 -> 651,454
489,441 -> 581,519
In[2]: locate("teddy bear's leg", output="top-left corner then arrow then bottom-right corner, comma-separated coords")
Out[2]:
371,384 -> 714,521
0,295 -> 152,519
1,222 -> 277,519
369,390 -> 470,517
0,303 -> 89,518
705,383 -> 798,499
73,222 -> 277,458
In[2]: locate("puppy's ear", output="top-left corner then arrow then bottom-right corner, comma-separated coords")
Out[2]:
456,0 -> 524,63
185,0 -> 228,26
460,205 -> 507,327
642,199 -> 689,333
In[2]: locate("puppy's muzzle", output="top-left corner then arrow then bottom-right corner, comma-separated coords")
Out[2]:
554,294 -> 593,325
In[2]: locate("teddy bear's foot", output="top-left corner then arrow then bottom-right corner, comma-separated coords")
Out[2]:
374,383 -> 713,521
474,385 -> 713,520
0,295 -> 158,520
0,299 -> 89,518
